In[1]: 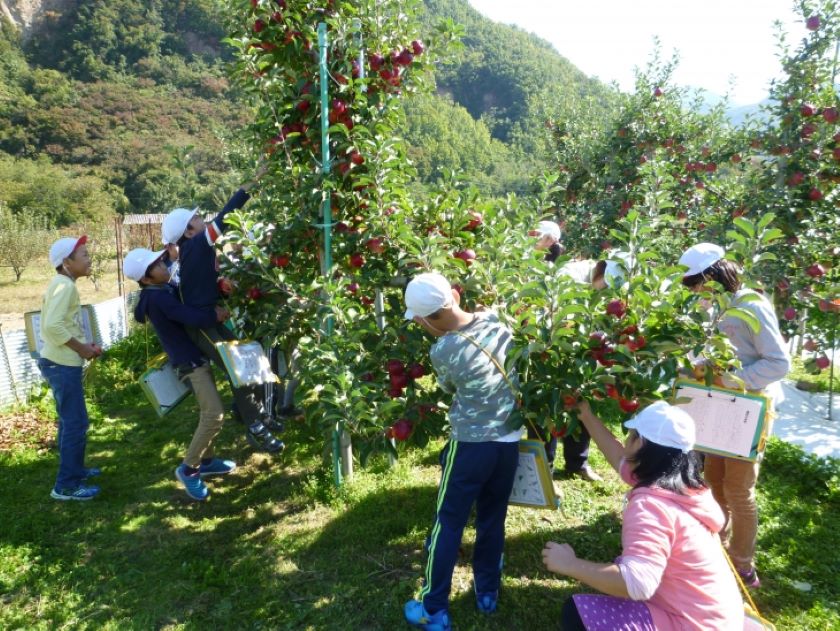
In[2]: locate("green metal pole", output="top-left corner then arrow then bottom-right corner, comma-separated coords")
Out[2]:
317,22 -> 343,488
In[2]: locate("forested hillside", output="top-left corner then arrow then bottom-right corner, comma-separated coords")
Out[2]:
0,0 -> 611,225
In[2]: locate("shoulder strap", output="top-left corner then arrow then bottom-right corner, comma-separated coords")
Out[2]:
451,328 -> 540,436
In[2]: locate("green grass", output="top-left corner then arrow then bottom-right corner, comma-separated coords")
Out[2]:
788,356 -> 839,393
1,344 -> 838,629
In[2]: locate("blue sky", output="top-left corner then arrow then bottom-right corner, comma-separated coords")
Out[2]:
468,0 -> 807,105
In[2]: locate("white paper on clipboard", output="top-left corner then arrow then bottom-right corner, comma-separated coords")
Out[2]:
673,382 -> 766,459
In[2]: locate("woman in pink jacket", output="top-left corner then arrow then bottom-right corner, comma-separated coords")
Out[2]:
542,400 -> 744,630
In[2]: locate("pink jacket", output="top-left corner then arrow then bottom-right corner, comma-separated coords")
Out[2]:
618,461 -> 744,630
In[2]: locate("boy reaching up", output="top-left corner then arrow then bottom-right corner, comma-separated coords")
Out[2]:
403,272 -> 523,631
161,165 -> 284,453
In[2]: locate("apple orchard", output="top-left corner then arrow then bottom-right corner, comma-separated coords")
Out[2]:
216,0 -> 839,463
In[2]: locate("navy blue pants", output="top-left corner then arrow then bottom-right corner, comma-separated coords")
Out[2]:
419,440 -> 519,614
528,425 -> 591,473
38,359 -> 90,491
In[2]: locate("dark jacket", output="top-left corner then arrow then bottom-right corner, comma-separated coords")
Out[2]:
178,188 -> 250,309
134,284 -> 217,368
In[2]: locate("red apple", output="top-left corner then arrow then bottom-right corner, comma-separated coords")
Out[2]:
253,19 -> 266,33
823,107 -> 839,123
217,277 -> 234,296
331,99 -> 347,115
619,398 -> 640,414
783,307 -> 797,320
788,172 -> 805,186
653,87 -> 663,97
808,188 -> 823,201
349,253 -> 365,268
387,359 -> 405,376
627,336 -> 647,352
396,49 -> 414,66
347,282 -> 359,295
271,254 -> 290,268
606,299 -> 627,318
390,373 -> 409,389
815,356 -> 830,370
407,363 -> 426,379
465,211 -> 483,231
800,103 -> 816,117
349,150 -> 364,165
562,394 -> 577,408
247,287 -> 263,300
360,372 -> 375,382
605,384 -> 620,400
364,238 -> 385,254
370,53 -> 385,71
411,40 -> 425,55
731,153 -> 742,164
387,387 -> 403,399
801,123 -> 817,138
806,263 -> 826,278
804,339 -> 819,352
453,249 -> 477,264
391,419 -> 413,441
806,15 -> 821,30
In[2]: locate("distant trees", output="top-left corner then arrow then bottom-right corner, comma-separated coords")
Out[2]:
0,204 -> 50,281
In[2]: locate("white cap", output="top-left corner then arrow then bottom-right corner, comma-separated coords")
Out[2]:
624,401 -> 696,453
404,272 -> 453,320
49,236 -> 87,268
679,243 -> 724,277
535,220 -> 561,241
162,207 -> 198,245
123,248 -> 165,281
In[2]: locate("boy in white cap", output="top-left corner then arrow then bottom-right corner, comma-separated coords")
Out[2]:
543,400 -> 744,629
39,236 -> 103,501
403,272 -> 523,631
124,248 -> 238,500
678,243 -> 790,588
161,164 -> 284,453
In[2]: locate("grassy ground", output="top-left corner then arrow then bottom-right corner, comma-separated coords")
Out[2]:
1,338 -> 838,630
788,356 -> 840,394
0,259 -> 121,330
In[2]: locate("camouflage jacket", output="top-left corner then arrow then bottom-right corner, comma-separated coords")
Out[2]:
430,312 -> 521,442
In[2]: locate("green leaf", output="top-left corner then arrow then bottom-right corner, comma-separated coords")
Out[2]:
725,307 -> 760,333
733,217 -> 755,238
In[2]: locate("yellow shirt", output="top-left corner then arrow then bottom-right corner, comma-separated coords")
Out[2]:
40,275 -> 85,367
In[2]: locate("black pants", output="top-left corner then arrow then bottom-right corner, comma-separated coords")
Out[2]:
561,597 -> 586,630
527,425 -> 591,472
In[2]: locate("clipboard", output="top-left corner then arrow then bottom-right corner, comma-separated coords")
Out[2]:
138,353 -> 191,417
671,379 -> 771,462
509,439 -> 560,509
25,306 -> 99,358
214,339 -> 278,388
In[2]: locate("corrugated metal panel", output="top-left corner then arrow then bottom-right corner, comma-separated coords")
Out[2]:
0,329 -> 42,406
0,292 -> 142,408
123,214 -> 165,226
89,296 -> 127,349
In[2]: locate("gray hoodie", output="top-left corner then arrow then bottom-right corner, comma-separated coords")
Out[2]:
718,289 -> 791,392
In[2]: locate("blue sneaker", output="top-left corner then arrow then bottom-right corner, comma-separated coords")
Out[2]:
475,590 -> 498,613
404,599 -> 451,631
50,484 -> 100,501
83,467 -> 102,479
175,464 -> 208,501
198,458 -> 237,478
